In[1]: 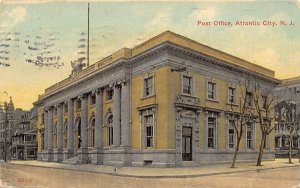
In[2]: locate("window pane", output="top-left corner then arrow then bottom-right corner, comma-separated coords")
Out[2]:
146,126 -> 153,136
183,76 -> 192,94
208,138 -> 214,148
208,127 -> 214,137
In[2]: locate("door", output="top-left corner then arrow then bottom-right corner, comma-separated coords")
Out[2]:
74,119 -> 81,156
182,126 -> 192,161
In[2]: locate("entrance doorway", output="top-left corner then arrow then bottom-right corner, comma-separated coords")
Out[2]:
74,119 -> 81,155
182,126 -> 192,161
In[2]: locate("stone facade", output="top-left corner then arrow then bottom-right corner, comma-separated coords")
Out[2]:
34,31 -> 280,166
274,77 -> 300,154
0,98 -> 30,160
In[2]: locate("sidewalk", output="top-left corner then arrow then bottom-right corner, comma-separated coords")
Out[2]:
1,158 -> 300,178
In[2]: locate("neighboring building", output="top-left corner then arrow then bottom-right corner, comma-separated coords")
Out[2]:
0,97 -> 30,160
34,31 -> 280,167
274,77 -> 300,155
11,107 -> 38,160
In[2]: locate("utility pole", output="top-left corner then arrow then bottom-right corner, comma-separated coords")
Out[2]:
4,101 -> 8,162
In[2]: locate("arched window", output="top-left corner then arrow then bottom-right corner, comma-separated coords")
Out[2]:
53,122 -> 57,148
107,115 -> 113,146
63,121 -> 68,149
91,118 -> 95,147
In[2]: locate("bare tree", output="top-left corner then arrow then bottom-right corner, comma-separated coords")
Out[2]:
252,83 -> 276,166
280,102 -> 297,164
230,80 -> 252,168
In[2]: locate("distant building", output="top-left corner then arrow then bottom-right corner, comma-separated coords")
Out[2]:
274,77 -> 300,155
11,107 -> 38,160
0,97 -> 30,160
34,31 -> 280,167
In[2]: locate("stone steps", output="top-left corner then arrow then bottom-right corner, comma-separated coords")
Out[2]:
61,157 -> 78,165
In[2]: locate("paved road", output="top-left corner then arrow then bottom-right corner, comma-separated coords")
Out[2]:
1,164 -> 300,188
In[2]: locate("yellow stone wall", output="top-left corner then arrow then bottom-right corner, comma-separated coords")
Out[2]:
131,67 -> 171,149
130,65 -> 275,151
37,66 -> 275,153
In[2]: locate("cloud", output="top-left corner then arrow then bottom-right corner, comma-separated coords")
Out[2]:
0,6 -> 27,27
189,7 -> 216,20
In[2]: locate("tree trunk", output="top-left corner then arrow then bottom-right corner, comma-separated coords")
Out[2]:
289,134 -> 292,164
231,135 -> 242,168
256,133 -> 266,166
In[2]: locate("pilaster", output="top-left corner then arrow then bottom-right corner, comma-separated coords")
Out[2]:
113,84 -> 121,147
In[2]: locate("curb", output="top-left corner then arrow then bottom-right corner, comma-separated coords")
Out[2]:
1,161 -> 300,179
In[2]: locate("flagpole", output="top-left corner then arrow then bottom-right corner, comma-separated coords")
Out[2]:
87,2 -> 90,67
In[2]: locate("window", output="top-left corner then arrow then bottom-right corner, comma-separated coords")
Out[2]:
207,82 -> 216,99
106,89 -> 114,100
63,122 -> 68,149
41,114 -> 45,124
263,134 -> 268,149
107,115 -> 113,146
228,120 -> 235,149
144,76 -> 154,97
246,123 -> 254,149
183,75 -> 192,95
207,117 -> 216,148
76,99 -> 81,109
228,87 -> 236,104
90,95 -> 96,106
53,123 -> 57,134
245,92 -> 252,107
90,118 -> 95,147
145,114 -> 154,148
262,95 -> 267,110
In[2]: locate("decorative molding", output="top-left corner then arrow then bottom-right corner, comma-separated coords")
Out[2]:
137,104 -> 158,112
174,94 -> 201,110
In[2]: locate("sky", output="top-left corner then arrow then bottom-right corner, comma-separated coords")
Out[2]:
0,0 -> 300,110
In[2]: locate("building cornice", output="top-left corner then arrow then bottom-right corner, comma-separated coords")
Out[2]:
35,58 -> 128,104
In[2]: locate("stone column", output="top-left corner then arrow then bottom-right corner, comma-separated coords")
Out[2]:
92,88 -> 104,164
113,84 -> 121,147
77,94 -> 88,163
54,103 -> 63,162
42,109 -> 48,161
121,80 -> 130,147
47,107 -> 53,161
64,99 -> 74,160
44,110 -> 48,150
120,79 -> 132,166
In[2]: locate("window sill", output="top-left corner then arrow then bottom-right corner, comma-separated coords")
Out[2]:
145,147 -> 154,149
206,147 -> 217,150
226,102 -> 238,106
141,94 -> 156,100
206,98 -> 219,103
180,93 -> 197,98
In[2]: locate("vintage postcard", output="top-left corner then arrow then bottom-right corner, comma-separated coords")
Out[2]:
0,0 -> 300,187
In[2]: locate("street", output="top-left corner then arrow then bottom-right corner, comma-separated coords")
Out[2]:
1,163 -> 300,188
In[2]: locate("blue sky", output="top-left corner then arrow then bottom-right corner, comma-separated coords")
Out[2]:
0,0 -> 300,109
